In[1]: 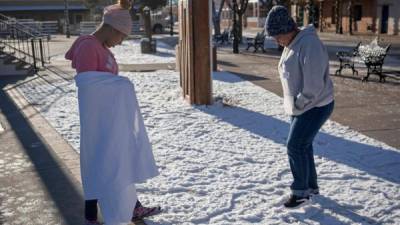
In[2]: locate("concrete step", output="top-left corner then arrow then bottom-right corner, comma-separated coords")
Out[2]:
0,51 -> 16,61
15,60 -> 32,70
0,58 -> 35,76
0,52 -> 11,60
3,54 -> 17,64
119,63 -> 176,72
0,86 -> 85,224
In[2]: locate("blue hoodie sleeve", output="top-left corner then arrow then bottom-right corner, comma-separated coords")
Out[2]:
295,36 -> 329,110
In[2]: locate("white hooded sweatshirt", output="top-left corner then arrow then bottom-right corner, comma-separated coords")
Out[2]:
278,25 -> 334,116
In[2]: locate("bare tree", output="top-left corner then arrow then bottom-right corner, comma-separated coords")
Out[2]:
259,0 -> 273,12
335,0 -> 343,34
227,0 -> 249,54
83,0 -> 101,20
348,0 -> 353,35
275,0 -> 290,6
84,0 -> 118,20
260,0 -> 291,21
212,0 -> 226,36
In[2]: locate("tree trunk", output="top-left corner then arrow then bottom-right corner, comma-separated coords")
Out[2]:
212,0 -> 226,36
214,18 -> 222,35
339,0 -> 343,34
212,0 -> 219,35
348,0 -> 353,35
228,0 -> 247,53
319,0 -> 323,32
239,0 -> 248,42
335,0 -> 340,33
238,13 -> 243,43
232,1 -> 239,54
336,0 -> 343,34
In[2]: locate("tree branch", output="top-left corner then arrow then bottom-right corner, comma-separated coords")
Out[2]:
227,0 -> 233,10
218,0 -> 225,17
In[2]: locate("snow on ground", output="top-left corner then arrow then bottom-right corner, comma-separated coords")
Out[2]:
16,68 -> 400,225
50,39 -> 176,65
111,39 -> 176,64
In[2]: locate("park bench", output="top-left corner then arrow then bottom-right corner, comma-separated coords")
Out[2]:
359,44 -> 391,82
214,29 -> 230,45
335,42 -> 361,76
246,31 -> 266,53
335,38 -> 392,82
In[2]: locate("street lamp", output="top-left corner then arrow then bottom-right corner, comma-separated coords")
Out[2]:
64,0 -> 70,38
170,0 -> 173,36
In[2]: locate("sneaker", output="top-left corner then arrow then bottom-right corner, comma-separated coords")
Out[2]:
132,206 -> 162,220
283,194 -> 310,208
309,188 -> 319,196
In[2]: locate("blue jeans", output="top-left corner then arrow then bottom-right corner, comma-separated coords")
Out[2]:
286,101 -> 334,197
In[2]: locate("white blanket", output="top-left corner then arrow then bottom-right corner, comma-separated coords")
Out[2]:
75,71 -> 159,225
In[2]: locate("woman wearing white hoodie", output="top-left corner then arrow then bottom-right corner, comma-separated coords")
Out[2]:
265,6 -> 335,208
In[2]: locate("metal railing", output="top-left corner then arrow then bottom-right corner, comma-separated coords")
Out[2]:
11,18 -> 58,36
0,13 -> 50,73
0,14 -> 50,39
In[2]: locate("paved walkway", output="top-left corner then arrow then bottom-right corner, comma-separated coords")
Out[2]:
216,46 -> 400,149
244,27 -> 400,46
0,75 -> 85,225
213,28 -> 400,149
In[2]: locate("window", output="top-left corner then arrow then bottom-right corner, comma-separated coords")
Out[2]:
354,5 -> 362,21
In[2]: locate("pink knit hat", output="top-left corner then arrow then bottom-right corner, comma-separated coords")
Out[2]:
103,4 -> 132,35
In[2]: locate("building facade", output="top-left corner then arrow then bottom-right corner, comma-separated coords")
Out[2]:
0,0 -> 90,29
375,0 -> 400,35
293,0 -> 399,35
216,0 -> 399,35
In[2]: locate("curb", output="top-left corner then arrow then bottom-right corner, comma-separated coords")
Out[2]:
4,85 -> 82,184
120,63 -> 176,72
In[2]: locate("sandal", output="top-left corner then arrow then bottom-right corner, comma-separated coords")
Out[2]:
131,205 -> 162,220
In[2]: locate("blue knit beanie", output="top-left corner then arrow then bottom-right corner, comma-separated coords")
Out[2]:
265,5 -> 296,36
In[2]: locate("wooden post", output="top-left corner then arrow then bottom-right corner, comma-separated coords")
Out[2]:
141,7 -> 156,53
178,0 -> 212,105
143,7 -> 152,41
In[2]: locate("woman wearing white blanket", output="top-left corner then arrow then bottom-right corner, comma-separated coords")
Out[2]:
65,1 -> 159,224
